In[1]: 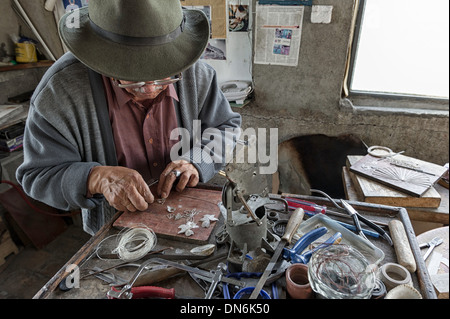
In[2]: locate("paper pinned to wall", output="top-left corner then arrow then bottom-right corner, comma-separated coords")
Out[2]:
254,4 -> 304,66
311,5 -> 333,24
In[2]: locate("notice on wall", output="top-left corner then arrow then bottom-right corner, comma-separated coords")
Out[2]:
254,4 -> 304,66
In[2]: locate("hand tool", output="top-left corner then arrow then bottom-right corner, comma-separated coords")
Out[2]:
287,198 -> 381,239
341,200 -> 393,246
309,189 -> 389,228
422,237 -> 443,261
334,221 -> 380,239
89,266 -> 178,299
205,263 -> 226,299
341,200 -> 367,240
137,258 -> 246,288
133,252 -> 228,287
147,170 -> 181,187
108,286 -> 176,299
419,242 -> 430,249
89,267 -> 129,286
249,207 -> 305,299
189,272 -> 222,298
108,257 -> 245,299
282,227 -> 328,261
285,197 -> 326,215
284,228 -> 343,264
388,220 -> 416,272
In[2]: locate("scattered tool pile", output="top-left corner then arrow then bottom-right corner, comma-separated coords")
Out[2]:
56,166 -> 430,299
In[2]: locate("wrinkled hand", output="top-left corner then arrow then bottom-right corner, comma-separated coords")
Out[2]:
157,160 -> 199,199
87,166 -> 154,212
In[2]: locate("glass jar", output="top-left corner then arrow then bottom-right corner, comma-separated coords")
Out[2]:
308,244 -> 376,299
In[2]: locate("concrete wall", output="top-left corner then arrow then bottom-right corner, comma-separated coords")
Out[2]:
239,0 -> 448,166
0,68 -> 48,104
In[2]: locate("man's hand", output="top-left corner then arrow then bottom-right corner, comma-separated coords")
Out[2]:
87,166 -> 154,212
157,160 -> 199,199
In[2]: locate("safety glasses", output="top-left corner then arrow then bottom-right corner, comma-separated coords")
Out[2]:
112,73 -> 183,89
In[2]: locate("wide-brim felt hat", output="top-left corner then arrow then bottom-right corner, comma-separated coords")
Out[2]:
59,0 -> 210,81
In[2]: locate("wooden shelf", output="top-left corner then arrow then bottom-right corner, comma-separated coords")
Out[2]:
0,61 -> 53,72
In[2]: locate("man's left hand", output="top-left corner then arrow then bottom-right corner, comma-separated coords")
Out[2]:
157,160 -> 199,199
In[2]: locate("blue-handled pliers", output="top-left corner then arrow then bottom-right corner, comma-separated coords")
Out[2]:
283,227 -> 342,264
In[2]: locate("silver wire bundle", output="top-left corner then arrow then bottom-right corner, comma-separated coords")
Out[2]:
112,226 -> 157,261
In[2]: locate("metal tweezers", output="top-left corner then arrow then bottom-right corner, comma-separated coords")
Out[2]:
147,170 -> 182,187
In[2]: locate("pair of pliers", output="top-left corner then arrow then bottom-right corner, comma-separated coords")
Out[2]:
108,286 -> 176,299
283,227 -> 342,264
341,200 -> 393,246
89,266 -> 178,299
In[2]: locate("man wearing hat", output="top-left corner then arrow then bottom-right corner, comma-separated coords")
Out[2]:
16,0 -> 242,235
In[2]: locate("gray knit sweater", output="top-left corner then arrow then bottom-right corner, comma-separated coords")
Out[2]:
16,52 -> 241,234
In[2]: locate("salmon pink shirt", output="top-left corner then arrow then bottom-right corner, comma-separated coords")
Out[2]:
102,77 -> 179,183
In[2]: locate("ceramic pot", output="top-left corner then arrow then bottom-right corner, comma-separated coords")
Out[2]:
286,264 -> 314,299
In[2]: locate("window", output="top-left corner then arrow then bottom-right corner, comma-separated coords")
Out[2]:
347,0 -> 449,110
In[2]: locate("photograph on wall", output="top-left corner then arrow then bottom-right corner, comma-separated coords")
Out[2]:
273,28 -> 292,56
201,39 -> 226,60
229,4 -> 249,32
62,0 -> 88,12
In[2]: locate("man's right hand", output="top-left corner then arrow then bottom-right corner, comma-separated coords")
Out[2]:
87,166 -> 154,212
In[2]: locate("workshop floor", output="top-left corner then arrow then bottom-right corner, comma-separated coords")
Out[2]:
0,224 -> 90,299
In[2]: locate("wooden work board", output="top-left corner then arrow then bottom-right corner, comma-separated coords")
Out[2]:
349,154 -> 447,197
113,187 -> 222,244
346,156 -> 442,208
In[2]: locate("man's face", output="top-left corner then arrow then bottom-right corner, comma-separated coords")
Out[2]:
113,74 -> 181,102
119,80 -> 169,101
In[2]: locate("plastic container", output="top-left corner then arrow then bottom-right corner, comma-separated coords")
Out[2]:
294,214 -> 385,266
15,42 -> 37,63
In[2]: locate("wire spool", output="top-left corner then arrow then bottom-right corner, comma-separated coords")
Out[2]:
367,146 -> 394,158
112,225 -> 157,261
371,278 -> 387,299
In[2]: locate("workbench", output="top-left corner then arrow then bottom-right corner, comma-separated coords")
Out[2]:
33,189 -> 437,301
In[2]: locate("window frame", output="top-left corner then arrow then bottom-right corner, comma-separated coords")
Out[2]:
345,0 -> 449,112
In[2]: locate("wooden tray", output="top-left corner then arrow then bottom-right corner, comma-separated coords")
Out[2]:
113,187 -> 223,244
